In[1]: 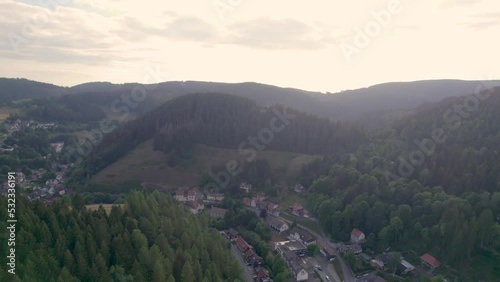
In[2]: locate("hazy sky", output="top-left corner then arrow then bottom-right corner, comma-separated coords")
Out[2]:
1,0 -> 500,92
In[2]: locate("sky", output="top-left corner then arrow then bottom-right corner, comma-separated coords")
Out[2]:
1,0 -> 500,92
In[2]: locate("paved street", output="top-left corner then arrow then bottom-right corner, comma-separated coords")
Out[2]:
221,231 -> 254,282
229,243 -> 255,282
276,215 -> 355,282
313,255 -> 341,282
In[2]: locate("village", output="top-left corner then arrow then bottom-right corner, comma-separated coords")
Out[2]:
172,183 -> 444,282
0,119 -> 72,203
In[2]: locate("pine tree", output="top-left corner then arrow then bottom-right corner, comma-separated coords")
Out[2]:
181,262 -> 195,282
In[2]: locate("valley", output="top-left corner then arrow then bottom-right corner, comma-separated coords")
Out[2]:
0,78 -> 499,282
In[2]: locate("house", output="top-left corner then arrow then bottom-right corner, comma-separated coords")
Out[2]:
291,203 -> 304,217
244,248 -> 263,267
207,207 -> 228,219
347,243 -> 362,254
235,237 -> 251,253
351,228 -> 366,243
316,239 -> 336,261
50,142 -> 64,153
371,259 -> 385,270
267,217 -> 289,233
282,250 -> 308,281
187,200 -> 204,214
255,267 -> 271,282
174,190 -> 187,202
258,200 -> 269,211
207,192 -> 224,202
399,259 -> 415,274
226,228 -> 239,240
336,243 -> 349,254
240,182 -> 252,193
266,202 -> 281,216
293,183 -> 305,194
288,227 -> 316,246
420,253 -> 441,269
187,190 -> 196,201
275,240 -> 307,257
290,260 -> 308,281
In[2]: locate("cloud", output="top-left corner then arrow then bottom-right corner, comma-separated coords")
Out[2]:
223,18 -> 329,50
439,0 -> 483,9
461,12 -> 500,30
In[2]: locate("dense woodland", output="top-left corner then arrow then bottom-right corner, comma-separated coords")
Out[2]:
298,88 -> 500,280
1,127 -> 51,173
0,78 -> 68,106
0,191 -> 244,281
77,93 -> 366,181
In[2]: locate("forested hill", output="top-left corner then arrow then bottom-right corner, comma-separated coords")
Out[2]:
380,86 -> 500,195
78,93 -> 367,179
0,78 -> 68,105
69,79 -> 500,122
0,191 -> 244,282
4,77 -> 500,123
297,88 -> 500,280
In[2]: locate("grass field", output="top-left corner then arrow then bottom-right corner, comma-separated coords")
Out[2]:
92,138 -> 320,189
85,204 -> 124,214
0,107 -> 16,122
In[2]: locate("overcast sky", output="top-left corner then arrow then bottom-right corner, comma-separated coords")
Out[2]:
1,0 -> 500,92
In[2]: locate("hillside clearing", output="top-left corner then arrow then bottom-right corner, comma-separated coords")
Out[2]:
85,204 -> 124,214
0,107 -> 16,122
92,139 -> 320,189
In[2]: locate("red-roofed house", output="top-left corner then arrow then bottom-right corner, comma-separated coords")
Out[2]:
267,202 -> 280,216
291,203 -> 304,217
235,237 -> 251,253
420,253 -> 441,269
256,267 -> 271,282
187,200 -> 204,214
351,228 -> 366,243
174,190 -> 187,202
187,190 -> 196,201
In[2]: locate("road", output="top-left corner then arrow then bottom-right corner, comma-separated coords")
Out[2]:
276,215 -> 352,282
314,255 -> 341,282
335,252 -> 356,282
221,231 -> 254,282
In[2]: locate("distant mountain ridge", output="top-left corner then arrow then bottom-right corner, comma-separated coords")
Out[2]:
2,77 -> 500,122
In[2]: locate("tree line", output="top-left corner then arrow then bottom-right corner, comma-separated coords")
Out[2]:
0,191 -> 244,281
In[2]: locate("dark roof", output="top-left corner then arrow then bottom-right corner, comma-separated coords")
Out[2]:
208,207 -> 227,216
268,216 -> 287,228
317,239 -> 336,256
227,228 -> 239,237
290,227 -> 315,242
